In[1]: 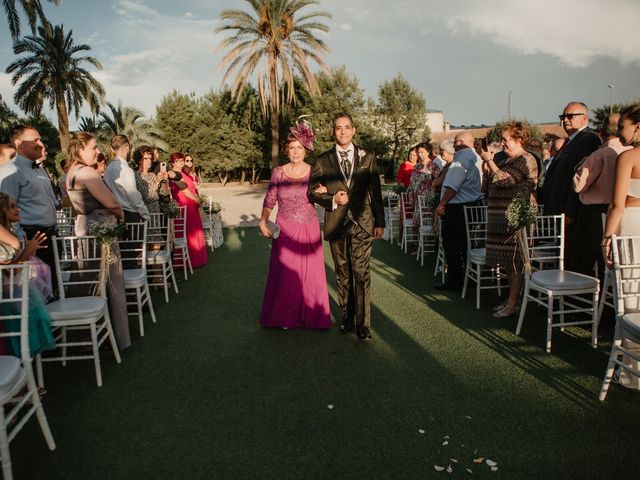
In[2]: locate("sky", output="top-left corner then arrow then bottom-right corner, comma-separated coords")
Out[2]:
0,0 -> 639,129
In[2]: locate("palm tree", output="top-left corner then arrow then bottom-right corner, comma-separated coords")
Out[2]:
6,23 -> 105,153
78,116 -> 100,133
99,101 -> 167,150
3,0 -> 61,40
216,0 -> 331,168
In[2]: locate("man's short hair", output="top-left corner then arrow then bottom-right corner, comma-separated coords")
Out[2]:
9,125 -> 36,143
332,112 -> 354,129
110,134 -> 130,151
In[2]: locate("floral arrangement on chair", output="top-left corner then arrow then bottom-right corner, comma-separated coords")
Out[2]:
159,195 -> 180,218
393,183 -> 407,195
89,219 -> 127,245
199,194 -> 223,214
505,192 -> 538,272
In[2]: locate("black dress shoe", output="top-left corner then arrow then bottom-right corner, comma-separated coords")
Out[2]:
433,282 -> 462,292
357,326 -> 372,340
339,322 -> 354,334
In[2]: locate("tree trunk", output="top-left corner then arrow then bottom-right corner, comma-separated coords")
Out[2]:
218,173 -> 228,186
240,170 -> 246,185
270,105 -> 279,169
55,94 -> 70,154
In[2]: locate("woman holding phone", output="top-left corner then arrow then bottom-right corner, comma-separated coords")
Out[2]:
134,145 -> 165,214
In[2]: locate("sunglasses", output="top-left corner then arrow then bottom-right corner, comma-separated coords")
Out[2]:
558,113 -> 585,120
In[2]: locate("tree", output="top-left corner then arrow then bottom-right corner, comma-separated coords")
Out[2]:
2,0 -> 60,41
375,74 -> 427,164
216,0 -> 331,168
590,100 -> 639,129
99,100 -> 166,149
155,91 -> 198,153
0,95 -> 19,142
6,23 -> 105,153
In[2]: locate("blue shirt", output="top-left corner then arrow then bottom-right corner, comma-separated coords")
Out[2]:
442,147 -> 483,204
0,154 -> 58,227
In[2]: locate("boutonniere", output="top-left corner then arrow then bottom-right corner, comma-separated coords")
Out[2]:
357,149 -> 367,160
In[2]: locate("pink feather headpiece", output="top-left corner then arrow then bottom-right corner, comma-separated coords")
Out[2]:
290,116 -> 316,151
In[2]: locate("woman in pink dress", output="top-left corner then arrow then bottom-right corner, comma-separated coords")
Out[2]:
168,152 -> 208,269
258,120 -> 330,329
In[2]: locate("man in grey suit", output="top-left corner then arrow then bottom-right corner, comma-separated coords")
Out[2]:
308,113 -> 385,340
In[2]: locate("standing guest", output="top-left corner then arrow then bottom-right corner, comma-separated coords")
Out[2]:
409,142 -> 441,225
134,145 -> 164,214
542,102 -> 601,270
0,143 -> 16,166
572,114 -> 630,280
480,121 -> 538,318
0,125 -> 59,294
183,154 -> 202,191
396,147 -> 418,188
104,135 -> 150,223
95,153 -> 107,177
259,121 -> 330,330
308,112 -> 385,340
429,142 -> 446,171
169,152 -> 208,269
65,132 -> 130,351
435,132 -> 483,291
431,139 -> 456,239
537,137 -> 565,199
602,103 -> 640,389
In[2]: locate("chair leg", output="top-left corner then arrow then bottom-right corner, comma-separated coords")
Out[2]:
599,323 -> 623,401
0,408 -> 14,480
26,368 -> 56,450
145,282 -> 157,323
169,264 -> 179,294
136,287 -> 145,336
182,249 -> 188,280
35,353 -> 44,389
461,262 -> 471,299
559,296 -> 565,331
90,323 -> 102,387
591,290 -> 599,348
515,280 -> 530,335
61,327 -> 67,367
162,263 -> 170,303
103,308 -> 121,364
597,272 -> 609,322
475,263 -> 481,309
546,295 -> 554,353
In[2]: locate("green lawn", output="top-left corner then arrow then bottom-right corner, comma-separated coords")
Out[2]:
12,228 -> 639,479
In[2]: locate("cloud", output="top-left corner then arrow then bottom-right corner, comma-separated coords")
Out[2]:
340,23 -> 352,31
446,0 -> 640,67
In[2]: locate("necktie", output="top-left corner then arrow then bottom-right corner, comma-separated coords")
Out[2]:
339,150 -> 351,176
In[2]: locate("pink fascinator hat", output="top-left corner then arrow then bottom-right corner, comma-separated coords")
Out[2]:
290,115 -> 316,151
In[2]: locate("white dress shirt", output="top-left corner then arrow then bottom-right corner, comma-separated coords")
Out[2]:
103,156 -> 150,220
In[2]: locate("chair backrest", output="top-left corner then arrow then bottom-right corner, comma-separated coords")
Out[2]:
148,213 -> 170,250
463,205 -> 487,249
416,195 -> 433,228
400,192 -> 414,220
173,206 -> 188,241
386,193 -> 399,213
56,207 -> 74,237
52,235 -> 105,299
0,263 -> 31,362
119,222 -> 148,271
529,214 -> 565,270
611,235 -> 640,317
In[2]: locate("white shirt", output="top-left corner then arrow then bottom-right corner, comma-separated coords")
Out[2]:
103,156 -> 150,220
335,144 -> 355,184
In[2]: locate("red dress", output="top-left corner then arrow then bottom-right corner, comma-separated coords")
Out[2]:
396,161 -> 415,187
170,174 -> 208,268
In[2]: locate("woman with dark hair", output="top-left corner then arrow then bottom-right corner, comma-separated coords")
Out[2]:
480,121 -> 538,318
397,147 -> 418,188
134,145 -> 163,214
258,119 -> 330,329
169,152 -> 207,268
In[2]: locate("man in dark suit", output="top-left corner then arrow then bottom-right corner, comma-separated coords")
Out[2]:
308,113 -> 385,340
541,102 -> 601,270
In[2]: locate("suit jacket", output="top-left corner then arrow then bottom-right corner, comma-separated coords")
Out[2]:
308,145 -> 385,241
542,128 -> 601,218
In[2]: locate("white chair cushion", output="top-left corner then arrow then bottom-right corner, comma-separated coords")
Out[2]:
622,313 -> 640,343
146,250 -> 170,265
419,225 -> 432,235
468,248 -> 486,264
530,270 -> 598,291
0,356 -> 23,397
403,219 -> 414,227
123,269 -> 146,288
46,297 -> 106,322
174,238 -> 187,247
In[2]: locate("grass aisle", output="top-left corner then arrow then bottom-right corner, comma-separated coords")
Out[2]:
12,228 -> 639,479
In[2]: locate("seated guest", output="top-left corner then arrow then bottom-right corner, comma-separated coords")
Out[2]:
435,132 -> 483,291
572,114 -> 630,280
0,194 -> 55,357
66,132 -> 131,351
104,135 -> 150,223
397,147 -> 418,188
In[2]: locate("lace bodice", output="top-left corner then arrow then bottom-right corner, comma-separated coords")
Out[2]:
263,166 -> 318,223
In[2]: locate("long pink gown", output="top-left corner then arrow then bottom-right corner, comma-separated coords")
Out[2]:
170,174 -> 208,268
260,167 -> 331,329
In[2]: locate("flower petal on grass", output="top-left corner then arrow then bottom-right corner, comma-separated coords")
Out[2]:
446,465 -> 453,474
434,465 -> 445,471
491,466 -> 499,472
327,404 -> 334,410
418,429 -> 426,434
442,440 -> 449,446
473,457 -> 485,464
486,460 -> 497,467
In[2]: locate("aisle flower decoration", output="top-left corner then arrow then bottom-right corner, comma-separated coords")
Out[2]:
504,192 -> 538,272
88,218 -> 127,296
159,195 -> 179,218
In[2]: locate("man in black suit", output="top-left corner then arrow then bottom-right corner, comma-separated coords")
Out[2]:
541,102 -> 601,271
308,113 -> 385,340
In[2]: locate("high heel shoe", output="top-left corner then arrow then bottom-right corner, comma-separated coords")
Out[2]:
493,300 -> 509,312
492,304 -> 519,318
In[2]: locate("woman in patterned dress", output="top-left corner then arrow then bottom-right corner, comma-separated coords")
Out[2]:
481,121 -> 538,318
134,146 -> 163,214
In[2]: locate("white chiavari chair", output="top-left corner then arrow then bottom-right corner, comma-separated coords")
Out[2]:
0,263 -> 56,480
44,236 -> 121,387
172,206 -> 193,280
55,207 -> 74,237
400,192 -> 418,253
415,195 -> 435,266
461,205 -> 502,309
384,194 -> 400,244
146,213 -> 178,303
120,222 -> 156,336
599,235 -> 640,400
515,214 -> 600,353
